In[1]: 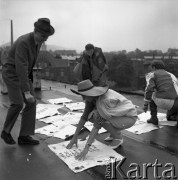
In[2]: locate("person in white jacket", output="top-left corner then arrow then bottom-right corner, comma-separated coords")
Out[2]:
66,79 -> 137,160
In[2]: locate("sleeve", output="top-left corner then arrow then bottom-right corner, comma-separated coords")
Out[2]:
15,41 -> 30,92
144,72 -> 156,102
97,53 -> 107,71
81,101 -> 95,121
82,58 -> 92,81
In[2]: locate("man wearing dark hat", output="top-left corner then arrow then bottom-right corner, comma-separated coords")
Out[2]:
1,18 -> 55,145
143,60 -> 178,127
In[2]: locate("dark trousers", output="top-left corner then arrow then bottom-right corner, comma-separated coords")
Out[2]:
150,100 -> 157,117
3,81 -> 36,136
167,97 -> 178,119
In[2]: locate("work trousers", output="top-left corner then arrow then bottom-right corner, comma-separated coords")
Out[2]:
3,81 -> 36,136
167,97 -> 178,120
149,100 -> 157,117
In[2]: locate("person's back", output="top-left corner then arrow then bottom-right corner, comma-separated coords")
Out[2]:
144,60 -> 178,127
150,69 -> 178,99
6,33 -> 32,66
145,60 -> 178,102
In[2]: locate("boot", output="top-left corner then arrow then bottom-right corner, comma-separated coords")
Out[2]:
147,116 -> 158,125
147,100 -> 158,125
167,115 -> 177,121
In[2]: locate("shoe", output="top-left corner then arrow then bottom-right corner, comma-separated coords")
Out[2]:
147,116 -> 158,125
109,138 -> 123,149
18,136 -> 39,145
1,130 -> 16,145
167,115 -> 177,121
104,136 -> 114,142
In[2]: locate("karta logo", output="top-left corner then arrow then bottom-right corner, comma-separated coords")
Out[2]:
105,157 -> 177,179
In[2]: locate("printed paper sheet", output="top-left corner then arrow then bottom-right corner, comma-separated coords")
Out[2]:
126,120 -> 161,134
38,114 -> 64,124
48,139 -> 123,173
38,112 -> 82,125
138,111 -> 177,126
53,112 -> 82,125
126,111 -> 177,134
35,124 -> 59,137
47,97 -> 72,105
36,104 -> 62,120
35,121 -> 76,139
65,102 -> 85,111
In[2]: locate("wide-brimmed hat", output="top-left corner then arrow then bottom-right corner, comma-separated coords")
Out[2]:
71,79 -> 109,96
34,18 -> 55,36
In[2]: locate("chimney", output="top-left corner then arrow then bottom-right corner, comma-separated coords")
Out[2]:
11,19 -> 13,46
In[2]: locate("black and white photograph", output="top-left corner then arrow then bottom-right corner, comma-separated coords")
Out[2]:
0,0 -> 178,179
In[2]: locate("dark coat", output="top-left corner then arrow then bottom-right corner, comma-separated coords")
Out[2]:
81,47 -> 108,86
2,32 -> 40,92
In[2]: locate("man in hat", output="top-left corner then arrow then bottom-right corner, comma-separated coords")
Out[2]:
143,60 -> 178,127
1,18 -> 55,145
67,79 -> 137,160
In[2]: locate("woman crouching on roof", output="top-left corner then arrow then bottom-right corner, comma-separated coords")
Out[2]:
66,79 -> 137,160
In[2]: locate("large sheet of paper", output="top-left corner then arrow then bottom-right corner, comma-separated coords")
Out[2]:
126,120 -> 162,134
65,102 -> 85,111
84,121 -> 107,134
38,112 -> 82,126
47,97 -> 72,105
138,111 -> 177,126
38,114 -> 64,124
35,121 -> 76,139
52,125 -> 77,139
48,139 -> 123,173
53,112 -> 82,125
35,124 -> 59,137
36,104 -> 62,120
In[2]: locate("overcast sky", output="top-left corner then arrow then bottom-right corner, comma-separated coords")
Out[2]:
0,0 -> 178,53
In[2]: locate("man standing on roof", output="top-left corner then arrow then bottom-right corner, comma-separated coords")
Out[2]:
1,18 -> 55,145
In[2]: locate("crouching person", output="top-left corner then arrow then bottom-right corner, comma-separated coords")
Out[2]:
66,79 -> 137,160
143,60 -> 178,127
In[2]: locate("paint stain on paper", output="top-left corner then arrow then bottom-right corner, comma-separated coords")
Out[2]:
74,166 -> 84,170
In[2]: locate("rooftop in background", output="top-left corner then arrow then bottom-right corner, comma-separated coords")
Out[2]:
144,55 -> 178,60
61,55 -> 80,61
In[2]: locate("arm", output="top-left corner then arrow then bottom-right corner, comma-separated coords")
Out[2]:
15,41 -> 30,92
15,41 -> 35,103
73,118 -> 86,139
144,72 -> 156,101
143,72 -> 156,112
75,126 -> 99,161
75,110 -> 104,160
86,126 -> 99,145
66,118 -> 86,149
66,101 -> 95,149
